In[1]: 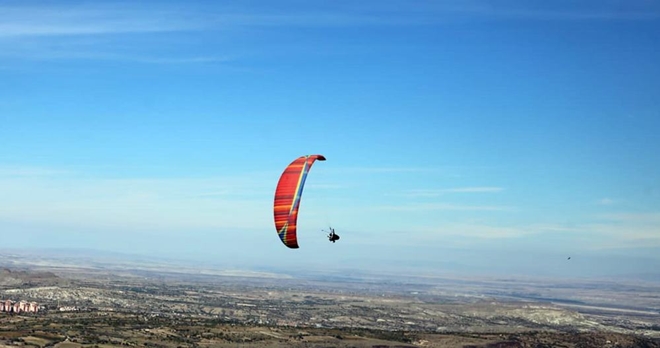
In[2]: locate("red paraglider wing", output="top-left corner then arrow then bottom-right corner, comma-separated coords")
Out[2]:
273,154 -> 326,249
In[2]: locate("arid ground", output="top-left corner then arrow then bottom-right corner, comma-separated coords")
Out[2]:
1,250 -> 659,347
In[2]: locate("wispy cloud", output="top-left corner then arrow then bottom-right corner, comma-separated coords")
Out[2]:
5,1 -> 654,65
372,203 -> 514,212
0,2 -> 422,40
553,212 -> 660,249
350,223 -> 535,247
423,224 -> 531,239
434,1 -> 660,21
598,212 -> 660,224
528,223 -> 583,233
323,1 -> 660,23
0,4 -> 202,38
444,187 -> 504,193
0,3 -> 222,63
348,214 -> 660,251
0,165 -> 71,177
2,2 -> 657,40
329,167 -> 436,174
596,197 -> 616,205
0,167 -> 277,231
0,2 -> 418,63
325,166 -> 487,176
35,53 -> 235,64
403,187 -> 504,197
304,183 -> 346,190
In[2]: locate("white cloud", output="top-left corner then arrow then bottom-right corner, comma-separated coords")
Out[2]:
588,213 -> 660,244
416,224 -> 531,239
0,168 -> 277,232
597,197 -> 616,205
599,212 -> 660,222
436,1 -> 660,21
582,225 -> 660,249
0,165 -> 71,177
343,213 -> 660,250
304,183 -> 346,190
328,167 -> 438,174
0,4 -> 202,38
1,2 -> 656,40
443,187 -> 504,193
6,1 -> 651,65
3,165 -> 659,252
0,2 -> 425,40
340,223 -> 538,248
403,187 -> 504,197
527,224 -> 582,233
0,2 -> 432,63
371,203 -> 513,212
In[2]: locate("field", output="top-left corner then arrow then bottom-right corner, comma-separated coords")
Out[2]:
2,311 -> 659,348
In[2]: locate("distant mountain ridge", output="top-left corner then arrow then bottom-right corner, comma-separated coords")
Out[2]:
0,268 -> 62,287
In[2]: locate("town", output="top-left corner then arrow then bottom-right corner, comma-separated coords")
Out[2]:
0,299 -> 40,313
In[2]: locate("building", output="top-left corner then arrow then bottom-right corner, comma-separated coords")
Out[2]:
0,300 -> 39,313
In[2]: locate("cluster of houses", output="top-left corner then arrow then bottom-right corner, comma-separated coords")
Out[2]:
1,300 -> 40,313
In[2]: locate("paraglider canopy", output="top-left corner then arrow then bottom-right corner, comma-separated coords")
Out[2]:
273,154 -> 326,249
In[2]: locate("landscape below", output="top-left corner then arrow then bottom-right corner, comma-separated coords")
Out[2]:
1,250 -> 659,348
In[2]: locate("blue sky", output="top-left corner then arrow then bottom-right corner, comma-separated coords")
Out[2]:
1,0 -> 659,279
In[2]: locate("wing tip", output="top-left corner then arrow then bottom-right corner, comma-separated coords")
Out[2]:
283,240 -> 299,249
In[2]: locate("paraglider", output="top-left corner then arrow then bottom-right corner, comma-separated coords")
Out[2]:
273,154 -> 326,249
324,227 -> 340,243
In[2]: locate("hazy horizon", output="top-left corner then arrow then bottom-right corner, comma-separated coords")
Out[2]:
4,243 -> 659,284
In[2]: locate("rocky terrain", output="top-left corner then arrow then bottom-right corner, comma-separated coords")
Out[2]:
1,310 -> 659,348
0,269 -> 63,288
